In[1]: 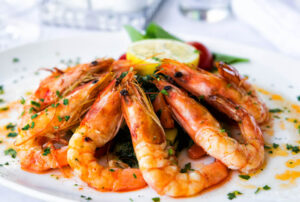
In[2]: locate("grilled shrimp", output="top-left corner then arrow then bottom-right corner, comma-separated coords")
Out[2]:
16,73 -> 113,146
121,73 -> 228,197
35,58 -> 114,109
158,59 -> 269,124
155,79 -> 264,173
17,134 -> 68,172
68,79 -> 146,191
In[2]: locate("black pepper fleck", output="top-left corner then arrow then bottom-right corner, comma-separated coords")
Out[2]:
120,89 -> 129,96
91,60 -> 98,66
174,71 -> 183,78
164,86 -> 172,90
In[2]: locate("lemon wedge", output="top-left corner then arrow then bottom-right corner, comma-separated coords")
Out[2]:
126,39 -> 199,75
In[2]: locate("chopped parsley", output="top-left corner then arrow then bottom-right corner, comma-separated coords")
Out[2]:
198,95 -> 205,100
152,57 -> 161,62
21,124 -> 30,130
263,185 -> 271,190
42,147 -> 51,156
80,195 -> 92,201
4,148 -> 17,158
238,174 -> 250,180
58,116 -> 63,122
65,115 -> 70,121
0,106 -> 9,111
31,121 -> 35,128
298,125 -> 300,134
20,97 -> 25,104
269,108 -> 283,113
40,98 -> 44,102
31,114 -> 38,119
53,126 -> 59,129
12,57 -> 19,63
247,91 -> 252,95
133,173 -> 137,179
168,148 -> 174,156
180,162 -> 194,173
227,191 -> 242,200
286,144 -> 300,153
160,89 -> 169,96
297,96 -> 300,101
0,99 -> 4,103
273,143 -> 279,149
109,169 -> 115,172
220,129 -> 226,133
6,123 -> 16,131
7,132 -> 18,137
0,85 -> 4,94
63,99 -> 69,105
31,100 -> 40,108
56,90 -> 62,98
152,197 -> 160,202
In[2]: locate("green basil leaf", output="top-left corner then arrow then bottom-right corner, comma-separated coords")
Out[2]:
124,25 -> 145,42
145,22 -> 182,41
213,52 -> 250,64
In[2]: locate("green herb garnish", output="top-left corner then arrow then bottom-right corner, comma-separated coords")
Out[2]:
42,147 -> 51,156
4,148 -> 17,158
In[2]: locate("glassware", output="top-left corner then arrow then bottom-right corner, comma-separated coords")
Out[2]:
40,0 -> 164,31
0,0 -> 39,50
179,0 -> 231,22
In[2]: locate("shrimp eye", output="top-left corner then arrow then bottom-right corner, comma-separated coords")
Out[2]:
92,79 -> 99,84
120,89 -> 129,96
90,60 -> 98,66
84,137 -> 92,142
174,71 -> 183,78
164,86 -> 172,91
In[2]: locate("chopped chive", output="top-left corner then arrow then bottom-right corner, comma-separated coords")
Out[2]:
20,97 -> 25,104
254,187 -> 261,194
31,122 -> 35,128
160,89 -> 168,96
239,175 -> 250,180
65,115 -> 70,121
58,116 -> 63,122
31,100 -> 40,108
42,147 -> 51,156
133,173 -> 137,179
22,124 -> 30,130
7,132 -> 18,137
168,148 -> 174,156
63,99 -> 69,105
269,108 -> 282,113
4,148 -> 17,158
31,114 -> 38,119
227,191 -> 242,200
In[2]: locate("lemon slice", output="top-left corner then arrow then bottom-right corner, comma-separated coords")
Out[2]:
126,39 -> 199,75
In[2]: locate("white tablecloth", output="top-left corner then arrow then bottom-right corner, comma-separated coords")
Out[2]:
0,0 -> 290,201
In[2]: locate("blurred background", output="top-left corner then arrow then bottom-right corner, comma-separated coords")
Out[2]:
0,0 -> 299,201
0,0 -> 300,58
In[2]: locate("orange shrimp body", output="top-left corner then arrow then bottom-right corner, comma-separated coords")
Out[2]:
67,79 -> 147,192
155,79 -> 264,173
16,73 -> 113,145
35,58 -> 114,109
121,73 -> 228,197
17,136 -> 68,172
158,59 -> 269,124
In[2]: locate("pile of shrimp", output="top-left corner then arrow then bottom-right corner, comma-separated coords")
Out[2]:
15,57 -> 269,197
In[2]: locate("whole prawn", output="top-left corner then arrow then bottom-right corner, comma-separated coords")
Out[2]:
155,79 -> 264,173
157,59 -> 269,124
68,79 -> 147,191
121,72 -> 228,197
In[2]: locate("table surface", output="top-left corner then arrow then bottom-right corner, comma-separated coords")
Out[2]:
0,0 -> 286,201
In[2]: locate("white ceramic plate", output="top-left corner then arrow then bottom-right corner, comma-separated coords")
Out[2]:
0,32 -> 300,202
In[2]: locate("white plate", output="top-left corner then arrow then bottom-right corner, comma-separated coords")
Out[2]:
0,31 -> 300,202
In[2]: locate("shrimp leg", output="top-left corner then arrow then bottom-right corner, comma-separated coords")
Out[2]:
68,79 -> 147,192
121,73 -> 228,197
155,79 -> 264,173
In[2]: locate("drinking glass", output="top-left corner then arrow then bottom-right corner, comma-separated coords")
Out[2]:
179,0 -> 231,22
